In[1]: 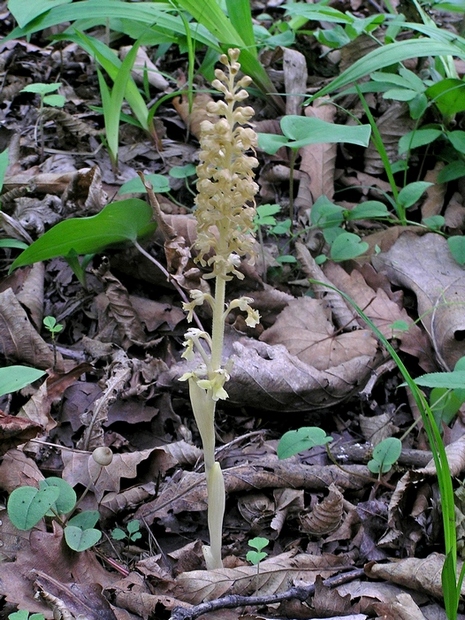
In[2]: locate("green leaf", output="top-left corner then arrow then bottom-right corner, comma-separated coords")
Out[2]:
246,550 -> 267,564
430,387 -> 462,425
8,486 -> 60,530
43,94 -> 66,108
446,130 -> 465,154
0,148 -> 9,193
8,612 -> 45,620
169,164 -> 197,179
346,201 -> 390,220
118,174 -> 170,195
127,519 -> 140,534
39,477 -> 76,515
10,199 -> 156,271
67,510 -> 100,529
426,78 -> 465,116
389,319 -> 410,332
112,527 -> 126,540
21,83 -> 62,95
0,366 -> 46,397
437,160 -> 465,183
248,536 -> 269,552
330,232 -> 368,261
368,437 -> 402,474
226,0 -> 256,55
398,129 -> 442,155
281,115 -> 371,148
311,39 -> 465,101
64,525 -> 101,551
277,427 -> 333,459
422,215 -> 444,230
397,181 -> 433,209
448,236 -> 465,265
8,0 -> 72,27
311,197 -> 345,228
414,370 -> 465,389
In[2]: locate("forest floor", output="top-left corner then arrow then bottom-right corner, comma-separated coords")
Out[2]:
1,1 -> 465,619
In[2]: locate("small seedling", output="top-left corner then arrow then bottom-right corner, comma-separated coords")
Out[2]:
367,437 -> 402,475
7,476 -> 101,552
112,519 -> 142,543
277,426 -> 333,459
43,316 -> 63,370
8,611 -> 45,620
20,83 -> 65,157
246,536 -> 269,574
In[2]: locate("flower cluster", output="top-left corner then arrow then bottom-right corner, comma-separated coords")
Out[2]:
194,48 -> 259,281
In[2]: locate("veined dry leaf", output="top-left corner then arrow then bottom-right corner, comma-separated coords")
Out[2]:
365,553 -> 465,599
129,295 -> 185,331
421,162 -> 446,220
260,296 -> 377,371
0,287 -> 61,369
0,413 -> 42,456
295,100 -> 337,216
323,261 -> 432,368
421,433 -> 465,477
444,192 -> 465,231
373,593 -> 427,620
95,265 -> 146,346
271,488 -> 304,534
364,102 -> 415,175
296,242 -> 359,330
359,412 -> 399,445
283,47 -> 307,116
163,337 -> 380,411
41,107 -> 101,138
300,483 -> 344,536
15,262 -> 44,330
174,552 -> 350,604
372,231 -> 465,369
77,349 -> 132,451
172,92 -> 217,140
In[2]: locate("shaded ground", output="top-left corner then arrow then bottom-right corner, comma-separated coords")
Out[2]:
1,1 -> 465,619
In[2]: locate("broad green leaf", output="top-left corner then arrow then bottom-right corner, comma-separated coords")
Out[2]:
127,519 -> 140,535
398,129 -> 442,155
40,477 -> 76,515
423,215 -> 445,230
383,88 -> 419,101
397,181 -> 433,209
426,78 -> 465,116
311,39 -> 465,100
43,94 -> 66,108
169,164 -> 196,179
446,130 -> 465,154
8,486 -> 60,530
8,0 -> 72,27
346,201 -> 389,220
8,612 -> 45,620
246,550 -> 267,564
448,236 -> 465,265
311,197 -> 345,227
119,174 -> 170,195
280,115 -> 371,148
277,427 -> 332,459
248,536 -> 269,552
0,366 -> 46,397
0,148 -> 9,193
64,525 -> 102,551
226,0 -> 256,55
67,510 -> 100,529
368,437 -> 402,474
10,199 -> 156,271
414,370 -> 465,389
430,387 -> 462,425
389,320 -> 410,332
438,160 -> 465,183
330,232 -> 368,261
256,133 -> 289,155
22,83 -> 61,96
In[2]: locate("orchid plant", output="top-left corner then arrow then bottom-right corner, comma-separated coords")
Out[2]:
180,49 -> 260,570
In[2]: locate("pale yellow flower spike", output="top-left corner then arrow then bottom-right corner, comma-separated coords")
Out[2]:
181,49 -> 259,570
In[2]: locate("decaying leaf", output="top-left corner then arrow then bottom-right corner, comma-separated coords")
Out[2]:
365,553 -> 465,599
300,483 -> 344,536
174,551 -> 351,604
260,296 -> 377,370
373,232 -> 465,369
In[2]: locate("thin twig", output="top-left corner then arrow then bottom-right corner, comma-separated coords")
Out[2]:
170,568 -> 366,620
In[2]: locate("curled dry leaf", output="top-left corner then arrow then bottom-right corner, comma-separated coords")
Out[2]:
174,551 -> 351,604
0,287 -> 61,370
172,92 -> 217,141
295,100 -> 337,216
260,296 -> 378,371
300,483 -> 344,536
365,553 -> 465,599
120,45 -> 169,90
373,592 -> 427,620
283,47 -> 307,116
420,162 -> 446,220
0,415 -> 42,456
372,231 -> 465,369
